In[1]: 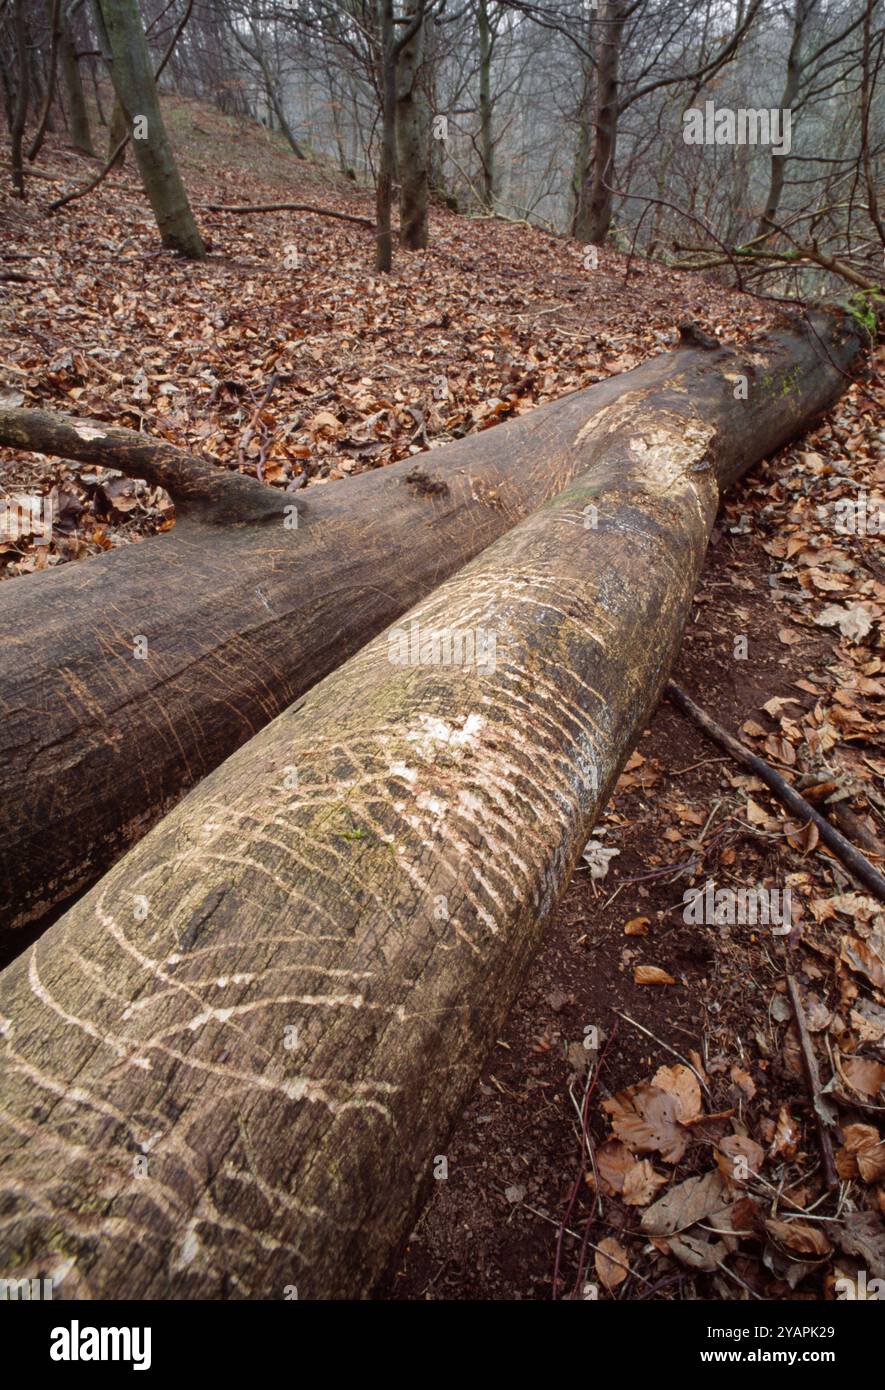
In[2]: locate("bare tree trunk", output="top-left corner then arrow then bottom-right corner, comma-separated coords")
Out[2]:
28,14 -> 48,127
58,2 -> 95,155
375,0 -> 396,272
0,308 -> 866,1300
647,144 -> 676,257
724,145 -> 751,248
477,0 -> 494,211
262,68 -> 305,155
586,0 -> 625,246
756,0 -> 809,239
229,20 -> 307,159
91,0 -> 205,258
424,10 -> 444,196
90,51 -> 107,124
571,41 -> 594,239
27,0 -> 62,162
0,43 -> 14,131
9,0 -> 30,197
106,94 -> 127,165
396,0 -> 429,247
860,0 -> 885,248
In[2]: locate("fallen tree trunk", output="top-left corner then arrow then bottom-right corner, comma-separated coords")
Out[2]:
0,313 -> 859,944
0,307 -> 865,1299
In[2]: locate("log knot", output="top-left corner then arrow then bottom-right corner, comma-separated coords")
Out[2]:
404,467 -> 450,497
677,322 -> 721,351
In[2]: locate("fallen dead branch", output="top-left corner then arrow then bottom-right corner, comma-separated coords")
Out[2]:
784,971 -> 840,1190
204,202 -> 375,229
665,680 -> 885,903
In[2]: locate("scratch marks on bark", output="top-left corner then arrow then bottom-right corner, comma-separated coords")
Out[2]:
0,393 -> 723,1298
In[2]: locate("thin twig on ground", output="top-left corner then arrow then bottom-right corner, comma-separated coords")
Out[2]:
665,680 -> 885,902
785,971 -> 840,1190
205,202 -> 374,229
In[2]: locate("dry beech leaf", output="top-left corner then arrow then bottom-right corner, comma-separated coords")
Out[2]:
762,697 -> 801,717
594,1139 -> 634,1195
603,1085 -> 688,1163
835,1211 -> 885,1278
664,1232 -> 727,1272
765,734 -> 796,767
830,894 -> 884,923
840,1055 -> 885,1099
746,798 -> 768,825
852,1004 -> 885,1044
764,1218 -> 832,1260
634,965 -> 677,986
770,1105 -> 799,1159
840,934 -> 885,990
622,1158 -> 669,1206
594,1236 -> 629,1289
858,1148 -> 885,1184
730,1065 -> 757,1099
716,1134 -> 765,1184
786,819 -> 818,853
836,1124 -> 885,1183
624,916 -> 650,936
815,603 -> 873,642
810,896 -> 839,924
651,1064 -> 703,1123
742,720 -> 767,739
640,1170 -> 726,1236
310,409 -> 342,434
804,999 -> 832,1033
730,1195 -> 762,1233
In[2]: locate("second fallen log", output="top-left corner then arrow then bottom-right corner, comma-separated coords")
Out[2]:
0,306 -> 865,1298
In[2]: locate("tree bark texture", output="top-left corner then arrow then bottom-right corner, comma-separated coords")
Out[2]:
27,0 -> 62,164
58,4 -> 95,157
570,11 -> 595,240
396,0 -> 429,248
375,0 -> 396,272
586,0 -> 625,246
91,0 -> 205,257
0,313 -> 863,947
477,0 -> 495,212
9,0 -> 30,198
0,308 -> 865,1299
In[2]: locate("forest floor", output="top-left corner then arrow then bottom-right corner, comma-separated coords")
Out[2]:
2,94 -> 884,1303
